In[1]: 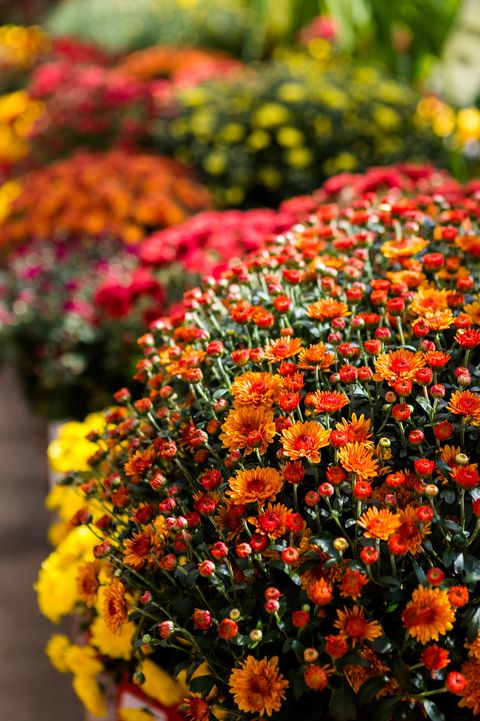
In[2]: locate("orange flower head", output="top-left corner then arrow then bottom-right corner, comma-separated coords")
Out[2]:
402,586 -> 455,644
103,578 -> 129,633
254,503 -> 290,539
230,371 -> 283,407
334,605 -> 383,645
123,524 -> 164,569
338,569 -> 369,599
307,578 -> 334,605
466,634 -> 480,661
298,342 -> 335,370
307,299 -> 350,322
335,413 -> 373,443
374,349 -> 426,384
77,560 -> 101,607
409,287 -> 449,316
458,660 -> 480,716
220,406 -> 276,455
229,656 -> 289,716
264,337 -> 303,362
184,694 -> 210,721
344,647 -> 398,698
307,390 -> 349,414
357,507 -> 401,540
396,505 -> 430,555
227,466 -> 283,505
447,390 -> 480,423
304,664 -> 333,691
281,420 -> 331,464
381,236 -> 429,258
337,442 -> 380,480
422,309 -> 454,331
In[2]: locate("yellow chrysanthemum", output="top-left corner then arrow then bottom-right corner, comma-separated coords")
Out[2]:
402,586 -> 455,644
229,656 -> 289,716
137,660 -> 184,707
45,634 -> 71,673
72,674 -> 106,718
89,615 -> 135,661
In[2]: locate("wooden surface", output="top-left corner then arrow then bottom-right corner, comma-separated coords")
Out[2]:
0,365 -> 83,721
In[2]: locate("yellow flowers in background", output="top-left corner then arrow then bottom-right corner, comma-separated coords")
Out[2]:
0,90 -> 43,165
47,412 -> 106,473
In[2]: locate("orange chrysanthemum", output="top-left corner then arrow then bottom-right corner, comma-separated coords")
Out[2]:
374,349 -> 426,384
402,586 -> 455,644
214,500 -> 247,539
458,660 -> 480,716
227,466 -> 283,505
344,647 -> 398,698
422,309 -> 454,331
381,236 -> 429,258
466,634 -> 480,661
220,406 -> 276,455
386,269 -> 426,288
337,442 -> 380,480
230,372 -> 283,407
409,287 -> 449,316
464,301 -> 480,325
229,656 -> 289,716
184,694 -> 210,721
263,337 -> 303,362
357,507 -> 401,540
298,342 -> 335,370
307,299 -> 350,321
307,390 -> 349,414
103,579 -> 129,633
334,605 -> 383,645
335,413 -> 373,443
447,390 -> 480,423
306,578 -> 334,605
77,560 -> 101,607
253,503 -> 290,538
281,420 -> 331,464
338,569 -> 369,600
396,505 -> 430,555
123,524 -> 164,569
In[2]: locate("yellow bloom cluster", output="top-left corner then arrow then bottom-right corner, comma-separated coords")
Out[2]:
0,90 -> 43,164
416,96 -> 480,151
47,412 -> 106,473
158,48 -> 443,206
0,25 -> 50,74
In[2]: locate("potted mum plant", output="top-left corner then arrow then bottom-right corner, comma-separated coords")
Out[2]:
42,177 -> 480,720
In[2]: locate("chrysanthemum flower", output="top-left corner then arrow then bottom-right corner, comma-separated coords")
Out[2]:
281,420 -> 331,464
338,569 -> 369,599
228,656 -> 289,716
184,694 -> 210,721
123,524 -> 165,569
230,371 -> 283,406
253,503 -> 290,538
307,299 -> 350,321
76,560 -> 101,607
103,579 -> 129,633
344,647 -> 398,697
263,336 -> 303,362
357,507 -> 401,540
447,390 -> 480,423
374,349 -> 426,384
298,342 -> 335,370
338,442 -> 380,480
335,413 -> 372,443
381,236 -> 429,258
421,644 -> 450,673
306,578 -> 334,605
402,586 -> 455,643
304,664 -> 332,691
458,660 -> 480,715
409,287 -> 449,316
227,466 -> 283,505
396,505 -> 430,555
220,406 -> 276,455
334,606 -> 383,644
307,390 -> 349,414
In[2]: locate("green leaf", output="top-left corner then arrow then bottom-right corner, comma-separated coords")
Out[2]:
189,675 -> 216,693
463,553 -> 480,583
328,681 -> 357,721
423,699 -> 446,721
357,675 -> 389,706
411,557 -> 427,586
370,697 -> 400,721
463,606 -> 480,642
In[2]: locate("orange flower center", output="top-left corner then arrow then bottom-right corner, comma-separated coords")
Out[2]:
294,434 -> 316,451
344,617 -> 368,639
390,358 -> 410,373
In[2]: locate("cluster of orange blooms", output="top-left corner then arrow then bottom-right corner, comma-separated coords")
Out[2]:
51,183 -> 480,721
0,150 -> 211,248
